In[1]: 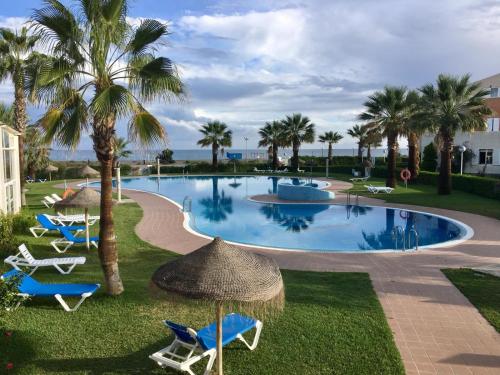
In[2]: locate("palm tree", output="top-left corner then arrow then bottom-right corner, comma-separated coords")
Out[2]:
30,0 -> 184,295
258,121 -> 283,170
0,102 -> 13,124
281,113 -> 315,171
0,27 -> 41,192
363,124 -> 382,159
359,87 -> 417,188
318,131 -> 343,162
24,125 -> 50,179
113,137 -> 132,168
419,74 -> 490,194
347,124 -> 367,162
197,121 -> 232,169
198,177 -> 233,222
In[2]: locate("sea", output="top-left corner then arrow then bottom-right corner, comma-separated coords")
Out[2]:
50,148 -> 408,162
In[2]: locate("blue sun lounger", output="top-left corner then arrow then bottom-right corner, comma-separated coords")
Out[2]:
30,214 -> 85,238
150,313 -> 263,375
51,227 -> 99,253
1,269 -> 100,312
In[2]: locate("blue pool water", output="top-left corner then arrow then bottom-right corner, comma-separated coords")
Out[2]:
102,176 -> 470,252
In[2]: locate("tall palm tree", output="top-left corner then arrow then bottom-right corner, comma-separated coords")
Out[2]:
363,124 -> 382,159
318,131 -> 343,162
0,27 -> 41,192
347,124 -> 367,162
258,120 -> 283,170
24,125 -> 50,179
359,87 -> 417,188
197,121 -> 232,169
113,137 -> 132,168
419,74 -> 490,194
30,0 -> 184,295
281,113 -> 315,171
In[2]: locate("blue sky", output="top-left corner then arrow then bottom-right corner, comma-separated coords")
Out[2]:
1,0 -> 500,150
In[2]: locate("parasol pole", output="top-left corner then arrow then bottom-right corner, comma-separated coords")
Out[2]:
216,302 -> 223,375
85,207 -> 90,250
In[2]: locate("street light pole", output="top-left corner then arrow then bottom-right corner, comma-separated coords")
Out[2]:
458,145 -> 467,175
244,137 -> 249,160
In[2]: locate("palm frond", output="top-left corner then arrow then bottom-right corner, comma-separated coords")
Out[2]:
128,104 -> 166,146
91,84 -> 134,119
127,19 -> 168,56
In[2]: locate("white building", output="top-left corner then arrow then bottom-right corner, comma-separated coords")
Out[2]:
421,73 -> 500,175
0,124 -> 22,213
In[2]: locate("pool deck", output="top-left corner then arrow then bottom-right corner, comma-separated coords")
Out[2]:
75,177 -> 500,374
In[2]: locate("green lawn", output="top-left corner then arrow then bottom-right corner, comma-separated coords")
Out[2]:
443,269 -> 500,332
0,181 -> 404,374
337,174 -> 500,220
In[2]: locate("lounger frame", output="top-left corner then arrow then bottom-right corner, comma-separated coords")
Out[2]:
150,319 -> 263,375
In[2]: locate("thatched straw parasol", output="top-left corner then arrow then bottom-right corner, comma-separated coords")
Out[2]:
151,237 -> 284,375
45,164 -> 58,181
55,187 -> 101,250
80,164 -> 100,178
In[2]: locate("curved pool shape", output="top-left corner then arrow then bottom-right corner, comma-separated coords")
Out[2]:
98,176 -> 471,252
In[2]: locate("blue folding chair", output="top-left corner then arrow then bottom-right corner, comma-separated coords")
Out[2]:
1,269 -> 100,312
51,227 -> 99,253
30,214 -> 85,238
150,313 -> 263,375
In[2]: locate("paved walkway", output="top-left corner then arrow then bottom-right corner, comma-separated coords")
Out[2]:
80,178 -> 500,374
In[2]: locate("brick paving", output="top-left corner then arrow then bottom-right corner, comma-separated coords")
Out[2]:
73,178 -> 500,374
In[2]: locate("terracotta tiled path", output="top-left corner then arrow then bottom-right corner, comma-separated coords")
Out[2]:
82,178 -> 500,374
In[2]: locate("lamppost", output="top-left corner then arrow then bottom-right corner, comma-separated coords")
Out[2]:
244,137 -> 249,160
458,145 -> 467,175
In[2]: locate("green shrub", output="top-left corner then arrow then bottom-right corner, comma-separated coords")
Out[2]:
120,164 -> 132,176
421,143 -> 438,171
0,215 -> 16,257
11,213 -> 36,234
156,149 -> 174,163
0,275 -> 27,312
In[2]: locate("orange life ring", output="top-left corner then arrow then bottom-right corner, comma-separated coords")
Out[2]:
400,168 -> 411,181
62,188 -> 75,199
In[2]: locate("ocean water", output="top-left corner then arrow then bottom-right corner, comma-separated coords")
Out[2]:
50,148 -> 408,162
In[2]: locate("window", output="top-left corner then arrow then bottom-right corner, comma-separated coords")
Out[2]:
1,128 -> 9,148
5,184 -> 14,213
491,87 -> 499,98
479,149 -> 493,164
3,148 -> 12,181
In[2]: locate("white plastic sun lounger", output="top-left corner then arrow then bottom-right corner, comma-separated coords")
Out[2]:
150,313 -> 262,375
51,213 -> 100,226
4,244 -> 86,275
253,167 -> 266,173
297,168 -> 305,173
41,195 -> 58,208
364,185 -> 394,194
51,193 -> 63,201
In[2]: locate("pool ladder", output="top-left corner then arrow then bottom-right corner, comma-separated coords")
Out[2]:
182,196 -> 192,213
392,225 -> 419,251
346,191 -> 359,205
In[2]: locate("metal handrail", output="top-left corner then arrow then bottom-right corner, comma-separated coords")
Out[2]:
182,196 -> 192,213
391,225 -> 406,250
408,226 -> 419,251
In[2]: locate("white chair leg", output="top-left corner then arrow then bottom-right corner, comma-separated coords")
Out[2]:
54,293 -> 91,312
30,227 -> 48,238
237,320 -> 263,350
203,350 -> 217,375
53,263 -> 77,275
51,240 -> 73,253
28,265 -> 40,276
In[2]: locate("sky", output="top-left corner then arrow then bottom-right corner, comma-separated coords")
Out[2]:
0,0 -> 500,150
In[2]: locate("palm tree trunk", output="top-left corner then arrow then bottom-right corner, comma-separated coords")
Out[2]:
292,141 -> 300,170
386,133 -> 398,188
212,143 -> 218,170
408,132 -> 420,181
98,158 -> 124,295
438,133 -> 452,195
272,142 -> 278,170
94,113 -> 124,296
328,143 -> 332,161
357,144 -> 363,162
13,79 -> 27,196
367,144 -> 372,159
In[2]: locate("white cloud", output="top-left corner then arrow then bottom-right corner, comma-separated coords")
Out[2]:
0,16 -> 28,30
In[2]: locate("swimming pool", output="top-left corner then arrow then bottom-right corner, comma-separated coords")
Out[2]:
101,176 -> 472,252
